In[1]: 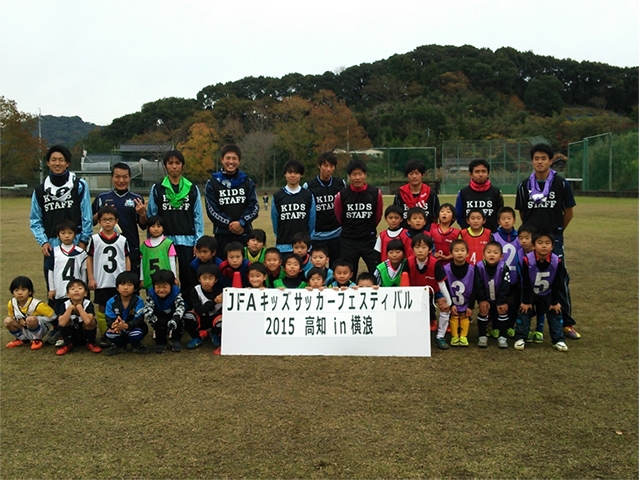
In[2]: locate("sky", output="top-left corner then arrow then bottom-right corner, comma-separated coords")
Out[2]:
1,0 -> 638,126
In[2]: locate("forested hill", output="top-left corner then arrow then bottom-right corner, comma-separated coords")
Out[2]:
39,115 -> 100,147
78,44 -> 638,183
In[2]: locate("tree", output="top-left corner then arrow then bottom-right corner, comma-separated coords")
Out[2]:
178,122 -> 218,183
239,131 -> 277,188
524,76 -> 565,116
0,97 -> 43,185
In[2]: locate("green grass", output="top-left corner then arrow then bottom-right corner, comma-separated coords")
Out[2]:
1,195 -> 638,478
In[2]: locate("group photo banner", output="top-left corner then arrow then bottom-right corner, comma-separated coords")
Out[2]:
221,287 -> 432,357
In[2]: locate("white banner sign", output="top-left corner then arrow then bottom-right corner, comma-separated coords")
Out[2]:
221,287 -> 432,356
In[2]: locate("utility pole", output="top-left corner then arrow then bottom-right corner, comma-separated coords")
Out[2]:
38,108 -> 43,184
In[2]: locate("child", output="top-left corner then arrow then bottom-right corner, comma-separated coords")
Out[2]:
401,207 -> 431,254
189,235 -> 220,290
442,240 -> 480,349
517,224 -> 544,343
309,245 -> 333,285
4,276 -> 56,350
247,262 -> 268,288
55,279 -> 102,355
405,233 -> 451,337
430,203 -> 460,265
374,205 -> 405,262
244,229 -> 267,263
219,242 -> 250,287
356,272 -> 377,288
492,206 -> 522,337
262,192 -> 269,211
459,208 -> 492,265
272,160 -> 316,253
328,259 -> 356,289
264,247 -> 285,288
274,255 -> 308,289
292,232 -> 313,274
140,215 -> 178,291
305,267 -> 327,290
104,271 -> 149,355
514,230 -> 568,352
86,205 -> 130,343
374,239 -> 407,287
46,220 -> 88,315
145,270 -> 187,353
475,241 -> 511,348
186,264 -> 223,352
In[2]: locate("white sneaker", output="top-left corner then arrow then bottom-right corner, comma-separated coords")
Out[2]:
497,336 -> 508,349
55,339 -> 65,347
553,341 -> 568,352
477,336 -> 488,348
514,339 -> 525,350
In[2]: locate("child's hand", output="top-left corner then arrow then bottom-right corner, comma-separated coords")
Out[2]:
451,305 -> 459,316
339,286 -> 349,291
497,303 -> 508,315
214,294 -> 222,304
549,303 -> 561,314
48,290 -> 56,300
436,297 -> 449,313
465,308 -> 473,318
278,287 -> 285,291
305,286 -> 313,291
519,303 -> 532,314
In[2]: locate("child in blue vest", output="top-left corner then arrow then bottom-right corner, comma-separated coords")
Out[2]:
491,206 -> 521,338
514,230 -> 568,352
328,259 -> 356,289
517,224 -> 545,343
475,241 -> 511,349
144,270 -> 187,353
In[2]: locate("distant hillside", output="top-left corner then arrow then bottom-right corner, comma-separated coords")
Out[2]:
39,115 -> 101,147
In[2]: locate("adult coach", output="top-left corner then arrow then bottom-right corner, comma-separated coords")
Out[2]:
205,144 -> 259,253
334,159 -> 383,279
393,159 -> 440,228
92,162 -> 148,276
148,150 -> 204,295
30,145 -> 92,280
303,151 -> 346,261
515,143 -> 580,339
455,158 -> 504,232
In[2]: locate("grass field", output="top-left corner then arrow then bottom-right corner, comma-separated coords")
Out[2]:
1,195 -> 638,479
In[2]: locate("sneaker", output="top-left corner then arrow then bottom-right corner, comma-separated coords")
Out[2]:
506,328 -> 515,338
56,343 -> 74,356
210,332 -> 221,348
458,336 -> 469,347
30,339 -> 44,350
132,344 -> 150,354
155,344 -> 166,354
533,331 -> 544,343
497,336 -> 508,349
172,340 -> 182,352
186,337 -> 203,350
434,337 -> 449,350
55,338 -> 65,347
477,336 -> 488,348
43,328 -> 60,345
553,341 -> 568,352
450,336 -> 460,347
98,335 -> 112,348
490,328 -> 499,339
6,339 -> 26,348
514,339 -> 525,351
212,347 -> 221,355
86,343 -> 102,354
430,319 -> 437,332
564,326 -> 581,340
526,331 -> 534,343
105,345 -> 126,356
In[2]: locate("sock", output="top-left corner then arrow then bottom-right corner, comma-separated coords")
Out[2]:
437,311 -> 450,338
59,325 -> 74,344
477,315 -> 488,337
8,329 -> 25,340
449,316 -> 459,338
95,310 -> 108,337
460,318 -> 470,337
84,327 -> 97,344
28,324 -> 44,340
497,313 -> 510,337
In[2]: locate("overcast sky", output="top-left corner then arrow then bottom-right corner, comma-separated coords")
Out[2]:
1,0 -> 638,126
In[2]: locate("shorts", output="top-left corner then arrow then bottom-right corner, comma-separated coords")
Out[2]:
94,288 -> 118,306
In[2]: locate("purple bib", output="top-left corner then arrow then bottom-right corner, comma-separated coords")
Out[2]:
444,263 -> 475,312
526,252 -> 559,297
475,260 -> 506,302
